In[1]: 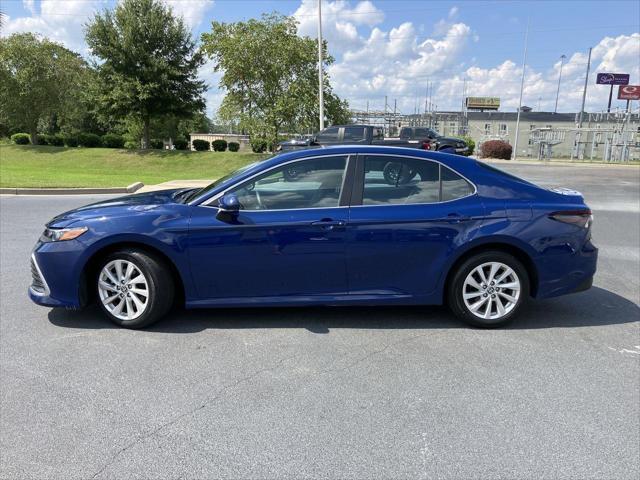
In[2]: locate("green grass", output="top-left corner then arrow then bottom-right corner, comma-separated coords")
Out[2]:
0,145 -> 265,188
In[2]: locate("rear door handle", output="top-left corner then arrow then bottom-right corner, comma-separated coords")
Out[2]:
311,219 -> 346,230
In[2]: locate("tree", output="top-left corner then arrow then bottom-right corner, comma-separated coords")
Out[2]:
0,33 -> 87,144
201,13 -> 349,144
85,0 -> 206,148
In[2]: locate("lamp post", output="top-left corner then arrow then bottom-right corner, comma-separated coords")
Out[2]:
554,54 -> 566,113
317,0 -> 325,130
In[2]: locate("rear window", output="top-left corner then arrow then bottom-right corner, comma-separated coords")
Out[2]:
475,161 -> 537,187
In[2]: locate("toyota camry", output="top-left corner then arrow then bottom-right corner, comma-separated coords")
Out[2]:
29,146 -> 597,329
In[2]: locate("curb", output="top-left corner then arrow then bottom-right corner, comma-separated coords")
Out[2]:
0,182 -> 144,196
482,158 -> 640,168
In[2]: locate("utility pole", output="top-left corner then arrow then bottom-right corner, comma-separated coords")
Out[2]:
512,18 -> 529,160
554,54 -> 566,113
578,47 -> 592,128
317,0 -> 325,130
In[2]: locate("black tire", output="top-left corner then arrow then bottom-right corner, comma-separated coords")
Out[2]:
382,162 -> 417,185
447,251 -> 529,328
95,249 -> 174,329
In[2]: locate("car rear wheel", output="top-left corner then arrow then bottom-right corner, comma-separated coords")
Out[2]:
448,251 -> 529,328
96,249 -> 174,329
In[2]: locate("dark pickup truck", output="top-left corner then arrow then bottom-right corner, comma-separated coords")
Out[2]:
278,124 -> 470,155
399,127 -> 470,155
278,124 -> 423,152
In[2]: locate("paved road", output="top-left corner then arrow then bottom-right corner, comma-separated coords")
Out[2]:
1,163 -> 639,479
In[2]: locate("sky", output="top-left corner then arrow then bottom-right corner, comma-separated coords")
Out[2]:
2,0 -> 639,118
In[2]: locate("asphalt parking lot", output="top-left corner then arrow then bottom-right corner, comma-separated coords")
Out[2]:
1,162 -> 639,479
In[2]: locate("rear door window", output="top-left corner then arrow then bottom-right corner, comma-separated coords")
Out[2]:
359,155 -> 474,205
343,126 -> 366,143
316,127 -> 340,143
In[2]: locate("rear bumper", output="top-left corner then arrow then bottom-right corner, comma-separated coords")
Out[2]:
534,240 -> 598,299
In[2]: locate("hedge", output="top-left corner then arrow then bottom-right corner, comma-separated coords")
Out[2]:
102,133 -> 125,148
173,138 -> 188,150
11,133 -> 30,145
150,139 -> 163,150
480,140 -> 512,160
212,139 -> 228,152
63,134 -> 79,147
250,138 -> 267,153
78,132 -> 102,148
228,141 -> 240,152
192,139 -> 210,151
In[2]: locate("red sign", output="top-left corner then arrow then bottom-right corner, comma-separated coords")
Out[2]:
618,85 -> 640,100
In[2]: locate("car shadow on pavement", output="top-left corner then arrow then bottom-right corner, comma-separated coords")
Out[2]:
47,286 -> 639,334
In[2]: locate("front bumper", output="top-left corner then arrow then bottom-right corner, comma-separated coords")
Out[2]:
28,240 -> 86,309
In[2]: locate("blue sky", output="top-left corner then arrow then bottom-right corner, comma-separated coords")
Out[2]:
2,0 -> 639,115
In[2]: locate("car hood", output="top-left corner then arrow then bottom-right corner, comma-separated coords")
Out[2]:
47,189 -> 184,228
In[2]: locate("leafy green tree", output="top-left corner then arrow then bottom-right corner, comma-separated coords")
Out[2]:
85,0 -> 206,148
0,33 -> 87,144
201,13 -> 349,144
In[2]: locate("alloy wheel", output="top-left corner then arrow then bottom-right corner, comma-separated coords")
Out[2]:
462,261 -> 521,320
97,259 -> 149,321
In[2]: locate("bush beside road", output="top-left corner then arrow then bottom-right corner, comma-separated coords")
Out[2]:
0,145 -> 263,188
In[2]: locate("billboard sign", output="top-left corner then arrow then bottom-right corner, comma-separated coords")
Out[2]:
618,85 -> 640,100
596,73 -> 630,85
465,97 -> 500,110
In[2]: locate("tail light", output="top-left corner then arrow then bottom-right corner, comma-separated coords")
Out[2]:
421,140 -> 432,150
549,209 -> 593,228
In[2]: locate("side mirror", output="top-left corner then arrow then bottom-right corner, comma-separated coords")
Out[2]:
216,193 -> 240,220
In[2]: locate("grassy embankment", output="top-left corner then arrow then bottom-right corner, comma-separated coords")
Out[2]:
0,145 -> 264,188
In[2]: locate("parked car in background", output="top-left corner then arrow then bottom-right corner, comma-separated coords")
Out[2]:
29,146 -> 597,330
399,127 -> 470,155
278,124 -> 422,152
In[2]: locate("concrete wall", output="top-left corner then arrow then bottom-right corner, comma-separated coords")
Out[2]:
189,133 -> 251,151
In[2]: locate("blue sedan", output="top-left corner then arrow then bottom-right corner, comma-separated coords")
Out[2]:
29,146 -> 597,328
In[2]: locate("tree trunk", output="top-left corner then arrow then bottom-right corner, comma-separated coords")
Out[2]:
30,124 -> 39,145
142,116 -> 150,149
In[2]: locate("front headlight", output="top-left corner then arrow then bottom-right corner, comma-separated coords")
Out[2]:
40,226 -> 88,242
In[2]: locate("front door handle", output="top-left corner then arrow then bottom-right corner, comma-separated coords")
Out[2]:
444,213 -> 471,223
311,219 -> 346,230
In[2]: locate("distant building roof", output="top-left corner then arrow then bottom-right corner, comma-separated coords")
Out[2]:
466,111 -> 577,122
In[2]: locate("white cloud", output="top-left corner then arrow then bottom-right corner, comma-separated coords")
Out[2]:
327,20 -> 472,110
22,0 -> 37,16
294,0 -> 385,52
161,0 -> 214,28
2,1 -> 107,53
435,33 -> 640,113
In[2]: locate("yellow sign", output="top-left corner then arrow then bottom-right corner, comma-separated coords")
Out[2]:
465,97 -> 500,110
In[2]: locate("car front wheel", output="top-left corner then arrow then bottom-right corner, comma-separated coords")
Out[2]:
96,249 -> 174,329
448,251 -> 529,328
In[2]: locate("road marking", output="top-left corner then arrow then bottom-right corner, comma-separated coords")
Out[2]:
608,345 -> 640,355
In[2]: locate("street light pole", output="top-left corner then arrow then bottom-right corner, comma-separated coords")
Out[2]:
512,18 -> 529,160
317,0 -> 325,130
554,54 -> 566,113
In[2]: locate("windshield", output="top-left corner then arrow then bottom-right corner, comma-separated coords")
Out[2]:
182,160 -> 265,203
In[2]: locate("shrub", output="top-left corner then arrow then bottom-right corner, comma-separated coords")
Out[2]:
11,133 -> 30,145
78,132 -> 102,148
480,140 -> 512,160
63,134 -> 79,147
250,138 -> 267,153
150,139 -> 164,150
102,133 -> 125,148
192,139 -> 210,151
228,141 -> 240,152
173,138 -> 188,150
212,139 -> 228,152
48,134 -> 64,146
459,136 -> 475,155
124,140 -> 139,150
